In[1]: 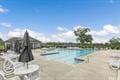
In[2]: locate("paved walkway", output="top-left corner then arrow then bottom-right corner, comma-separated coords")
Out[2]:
33,49 -> 120,80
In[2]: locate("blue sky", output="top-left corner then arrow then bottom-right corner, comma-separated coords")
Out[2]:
0,0 -> 120,43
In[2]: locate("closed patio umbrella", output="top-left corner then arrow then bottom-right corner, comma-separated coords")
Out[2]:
14,40 -> 21,54
18,31 -> 34,69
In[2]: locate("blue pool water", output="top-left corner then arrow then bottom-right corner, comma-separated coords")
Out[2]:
43,49 -> 96,64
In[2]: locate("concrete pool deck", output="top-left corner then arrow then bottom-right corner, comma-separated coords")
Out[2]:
1,49 -> 120,80
33,49 -> 120,80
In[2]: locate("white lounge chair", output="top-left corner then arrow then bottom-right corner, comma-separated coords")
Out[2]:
0,59 -> 20,80
108,59 -> 120,69
0,53 -> 19,62
1,59 -> 24,77
110,53 -> 120,59
0,71 -> 20,80
2,59 -> 15,75
2,59 -> 24,73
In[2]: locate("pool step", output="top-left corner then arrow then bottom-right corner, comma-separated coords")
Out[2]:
41,51 -> 59,56
74,57 -> 85,61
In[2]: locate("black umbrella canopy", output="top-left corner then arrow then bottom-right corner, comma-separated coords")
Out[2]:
14,40 -> 21,54
18,31 -> 34,63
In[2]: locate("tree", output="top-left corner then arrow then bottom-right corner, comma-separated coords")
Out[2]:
109,37 -> 120,49
74,27 -> 93,46
0,38 -> 4,46
0,38 -> 5,51
109,37 -> 120,44
85,34 -> 93,44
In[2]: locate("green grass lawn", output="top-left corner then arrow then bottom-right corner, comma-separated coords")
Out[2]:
0,45 -> 4,69
0,45 -> 4,49
0,44 -> 5,52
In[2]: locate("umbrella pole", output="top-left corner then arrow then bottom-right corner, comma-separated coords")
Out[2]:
27,62 -> 28,69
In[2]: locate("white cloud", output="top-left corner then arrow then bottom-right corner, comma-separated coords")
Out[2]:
89,24 -> 120,43
0,22 -> 12,28
90,24 -> 120,36
8,29 -> 25,37
73,24 -> 120,43
0,5 -> 8,13
92,37 -> 109,43
51,30 -> 76,42
90,30 -> 108,36
57,26 -> 68,31
103,24 -> 120,34
7,28 -> 76,43
8,29 -> 51,42
5,24 -> 120,43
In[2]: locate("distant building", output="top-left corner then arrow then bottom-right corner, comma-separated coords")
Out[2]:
5,37 -> 42,49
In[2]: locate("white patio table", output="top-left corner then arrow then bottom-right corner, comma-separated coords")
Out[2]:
14,64 -> 39,80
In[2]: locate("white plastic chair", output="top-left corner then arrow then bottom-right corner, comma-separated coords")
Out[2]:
0,71 -> 6,80
29,70 -> 40,80
23,68 -> 40,80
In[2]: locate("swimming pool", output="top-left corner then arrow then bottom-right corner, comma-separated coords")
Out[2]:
42,49 -> 96,64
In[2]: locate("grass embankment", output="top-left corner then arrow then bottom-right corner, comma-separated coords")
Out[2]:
0,45 -> 4,50
0,44 -> 4,69
0,45 -> 4,53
